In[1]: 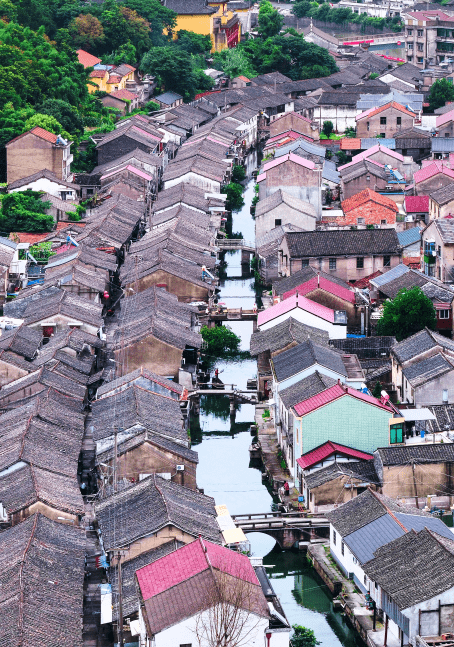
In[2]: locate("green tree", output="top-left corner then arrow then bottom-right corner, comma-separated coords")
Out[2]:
292,1 -> 312,17
376,286 -> 437,341
427,78 -> 454,111
121,0 -> 176,45
231,164 -> 246,183
36,98 -> 84,135
0,192 -> 54,233
201,325 -> 241,358
223,182 -> 244,212
24,113 -> 66,136
344,126 -> 356,138
258,0 -> 284,39
213,47 -> 256,79
372,381 -> 383,399
291,625 -> 320,647
322,120 -> 334,137
0,0 -> 17,22
176,29 -> 212,54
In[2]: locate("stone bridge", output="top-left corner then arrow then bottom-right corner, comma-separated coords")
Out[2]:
231,512 -> 330,549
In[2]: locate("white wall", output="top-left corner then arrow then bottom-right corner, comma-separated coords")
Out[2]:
259,307 -> 347,339
163,172 -> 220,193
9,177 -> 77,200
329,524 -> 369,593
154,608 -> 270,647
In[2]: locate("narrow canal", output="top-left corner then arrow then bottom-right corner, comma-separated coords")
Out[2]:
192,153 -> 362,647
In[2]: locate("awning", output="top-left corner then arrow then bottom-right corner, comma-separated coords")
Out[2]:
399,408 -> 436,422
434,303 -> 451,309
215,504 -> 247,544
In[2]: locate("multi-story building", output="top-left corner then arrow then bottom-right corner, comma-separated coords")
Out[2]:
403,9 -> 454,68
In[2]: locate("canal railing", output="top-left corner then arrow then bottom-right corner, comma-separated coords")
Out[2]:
217,238 -> 255,252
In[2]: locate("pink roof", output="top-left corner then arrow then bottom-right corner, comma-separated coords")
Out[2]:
293,383 -> 393,418
283,274 -> 355,304
101,164 -> 153,181
436,108 -> 454,128
132,125 -> 161,142
257,293 -> 337,327
262,152 -> 315,172
406,10 -> 454,20
257,172 -> 266,182
405,195 -> 429,213
136,537 -> 258,600
297,440 -> 374,470
414,160 -> 454,184
338,144 -> 404,171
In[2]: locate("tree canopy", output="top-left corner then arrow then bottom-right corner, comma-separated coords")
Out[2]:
258,0 -> 284,39
200,325 -> 241,359
0,192 -> 54,233
376,286 -> 437,341
427,78 -> 454,111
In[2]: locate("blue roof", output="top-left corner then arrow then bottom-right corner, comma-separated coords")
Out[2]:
322,160 -> 340,184
361,138 -> 396,150
155,91 -> 183,105
394,513 -> 454,541
370,263 -> 409,288
397,227 -> 421,248
0,236 -> 17,250
431,138 -> 454,152
344,514 -> 405,564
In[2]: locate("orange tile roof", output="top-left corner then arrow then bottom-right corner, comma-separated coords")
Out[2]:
360,101 -> 415,120
90,70 -> 108,78
10,232 -> 50,244
340,202 -> 397,226
403,257 -> 421,268
339,138 -> 361,151
30,127 -> 58,144
238,75 -> 250,82
342,188 -> 398,214
108,75 -> 122,83
110,89 -> 137,101
76,49 -> 101,68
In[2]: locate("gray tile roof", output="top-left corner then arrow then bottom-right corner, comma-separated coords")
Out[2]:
363,528 -> 454,609
284,229 -> 400,259
97,429 -> 198,464
425,404 -> 454,433
392,327 -> 454,363
344,512 -> 405,564
340,159 -> 389,183
0,513 -> 87,647
429,183 -> 454,206
376,269 -> 427,300
250,317 -> 329,356
279,371 -> 337,409
272,339 -> 347,382
370,263 -> 410,288
95,474 -> 222,551
255,189 -> 316,219
274,139 -> 326,160
304,460 -> 378,491
322,160 -> 340,184
402,352 -> 453,386
97,367 -> 184,398
375,443 -> 454,466
435,219 -> 454,243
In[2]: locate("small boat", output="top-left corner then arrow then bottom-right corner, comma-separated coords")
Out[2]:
249,442 -> 261,459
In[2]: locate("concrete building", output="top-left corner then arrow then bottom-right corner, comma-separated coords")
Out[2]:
356,102 -> 416,139
254,190 -> 316,239
6,127 -> 73,185
403,9 -> 454,68
421,218 -> 454,281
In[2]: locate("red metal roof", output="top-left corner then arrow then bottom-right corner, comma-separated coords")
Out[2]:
414,160 -> 454,184
136,537 -> 258,601
351,270 -> 383,289
404,195 -> 429,213
293,383 -> 393,418
297,440 -> 374,470
76,49 -> 101,68
283,274 -> 355,304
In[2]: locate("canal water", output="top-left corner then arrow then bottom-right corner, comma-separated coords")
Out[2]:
193,153 -> 361,646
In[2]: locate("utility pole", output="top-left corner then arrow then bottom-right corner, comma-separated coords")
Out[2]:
114,426 -> 118,493
117,554 -> 124,647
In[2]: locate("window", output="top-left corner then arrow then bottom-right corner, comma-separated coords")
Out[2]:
438,309 -> 451,319
380,117 -> 387,125
408,42 -> 414,50
274,219 -> 282,227
302,259 -> 309,267
407,56 -> 413,62
367,121 -> 370,131
366,174 -> 371,181
446,132 -> 450,138
383,255 -> 391,267
418,44 -> 424,51
438,245 -> 441,257
418,29 -> 423,36
402,149 -> 407,156
380,133 -> 386,138
418,57 -> 424,63
364,575 -> 368,586
357,257 -> 364,269
341,542 -> 345,556
329,258 -> 336,270
407,29 -> 413,35
390,423 -> 404,444
381,220 -> 387,225
333,529 -> 337,545
180,644 -> 192,647
357,217 -> 365,225
397,116 -> 401,126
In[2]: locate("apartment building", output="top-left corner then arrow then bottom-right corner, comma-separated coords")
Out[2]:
404,9 -> 454,68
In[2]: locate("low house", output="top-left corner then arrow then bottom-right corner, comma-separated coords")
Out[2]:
0,514 -> 86,646
255,224 -> 304,284
278,229 -> 401,283
340,159 -> 389,200
378,62 -> 423,91
107,286 -> 201,378
391,327 -> 454,406
257,153 -> 321,218
76,48 -> 101,68
431,137 -> 454,160
254,189 -> 316,239
421,218 -> 454,282
429,183 -> 454,221
404,195 -> 429,226
258,293 -> 347,340
355,101 -> 416,139
250,317 -> 329,399
135,538 -> 289,647
154,91 -> 183,109
101,89 -> 139,114
414,160 -> 454,195
374,444 -> 454,505
268,111 -> 315,140
327,489 -> 454,598
394,127 -> 431,162
365,528 -> 454,645
272,267 -> 363,328
436,106 -> 454,138
95,474 -> 223,565
162,156 -> 229,193
96,122 -> 162,166
291,384 -> 394,477
313,90 -> 362,131
5,127 -> 73,184
298,441 -> 378,513
340,188 -> 398,229
339,143 -> 415,181
8,169 -> 79,202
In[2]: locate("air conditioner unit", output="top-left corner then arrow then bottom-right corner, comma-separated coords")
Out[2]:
176,465 -> 185,471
